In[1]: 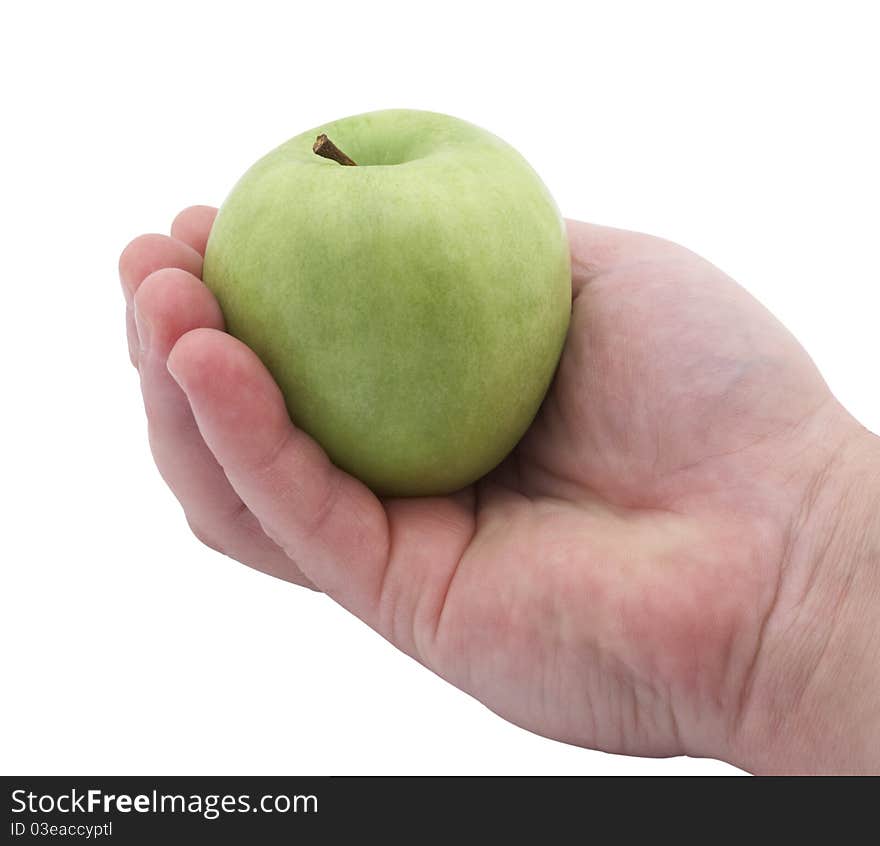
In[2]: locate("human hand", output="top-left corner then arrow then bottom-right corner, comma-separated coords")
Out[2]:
119,207 -> 880,773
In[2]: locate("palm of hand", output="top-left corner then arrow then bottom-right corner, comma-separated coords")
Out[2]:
121,212 -> 835,763
427,223 -> 833,759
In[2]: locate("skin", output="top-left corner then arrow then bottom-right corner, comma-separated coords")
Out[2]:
203,110 -> 571,496
120,207 -> 880,773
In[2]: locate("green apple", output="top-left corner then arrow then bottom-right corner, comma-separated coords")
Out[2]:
203,109 -> 570,496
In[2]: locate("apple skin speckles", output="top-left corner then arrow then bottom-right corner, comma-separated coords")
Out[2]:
204,109 -> 571,496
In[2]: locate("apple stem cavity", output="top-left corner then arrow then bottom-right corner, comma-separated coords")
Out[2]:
313,134 -> 358,166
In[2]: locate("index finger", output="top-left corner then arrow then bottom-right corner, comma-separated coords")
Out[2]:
171,205 -> 218,257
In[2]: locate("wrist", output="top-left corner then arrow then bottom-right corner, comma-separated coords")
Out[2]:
731,412 -> 880,773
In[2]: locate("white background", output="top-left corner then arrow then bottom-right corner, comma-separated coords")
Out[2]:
1,1 -> 877,775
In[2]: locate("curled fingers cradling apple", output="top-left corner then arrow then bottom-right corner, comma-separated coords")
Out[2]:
119,111 -> 880,773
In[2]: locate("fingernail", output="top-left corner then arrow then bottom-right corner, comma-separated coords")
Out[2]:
133,302 -> 151,353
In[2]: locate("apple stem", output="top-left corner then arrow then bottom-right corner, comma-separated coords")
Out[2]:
313,134 -> 358,166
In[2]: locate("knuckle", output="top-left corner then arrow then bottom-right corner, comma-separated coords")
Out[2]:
186,518 -> 226,555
